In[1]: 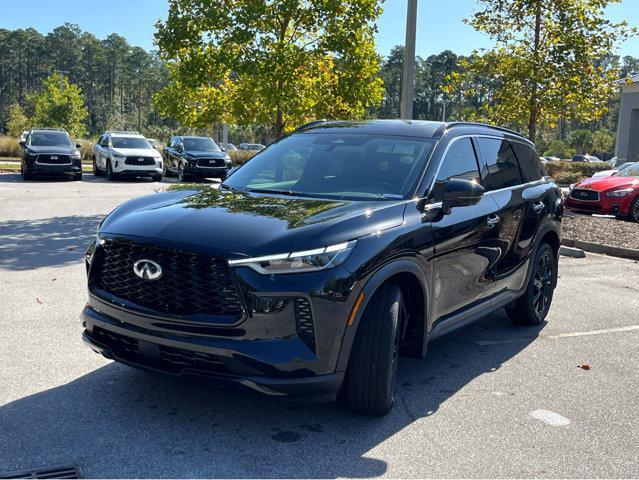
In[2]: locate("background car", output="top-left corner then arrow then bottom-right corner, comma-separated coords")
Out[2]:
238,143 -> 265,152
147,138 -> 163,152
20,128 -> 83,181
19,130 -> 29,143
570,154 -> 601,162
222,142 -> 237,152
591,161 -> 635,179
565,162 -> 639,221
92,131 -> 163,181
163,136 -> 231,181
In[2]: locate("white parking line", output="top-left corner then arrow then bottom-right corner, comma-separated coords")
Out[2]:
530,409 -> 570,427
474,325 -> 639,346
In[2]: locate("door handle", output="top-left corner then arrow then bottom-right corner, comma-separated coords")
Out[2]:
487,214 -> 500,226
532,201 -> 545,213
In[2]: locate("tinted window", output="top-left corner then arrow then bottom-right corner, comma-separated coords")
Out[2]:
477,138 -> 523,190
183,137 -> 221,152
432,138 -> 481,201
511,142 -> 545,182
614,162 -> 639,178
100,136 -> 110,147
225,133 -> 435,201
111,137 -> 151,149
29,131 -> 73,147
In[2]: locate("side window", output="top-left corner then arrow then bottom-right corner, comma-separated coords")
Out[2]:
477,138 -> 522,191
433,138 -> 481,201
511,142 -> 545,182
101,136 -> 110,147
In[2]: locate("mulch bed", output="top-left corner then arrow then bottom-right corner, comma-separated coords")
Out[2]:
563,214 -> 639,251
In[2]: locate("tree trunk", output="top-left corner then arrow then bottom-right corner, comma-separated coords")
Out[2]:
528,0 -> 542,142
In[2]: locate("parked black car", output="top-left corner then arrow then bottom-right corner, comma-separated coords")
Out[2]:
163,136 -> 231,181
20,128 -> 83,181
82,120 -> 562,414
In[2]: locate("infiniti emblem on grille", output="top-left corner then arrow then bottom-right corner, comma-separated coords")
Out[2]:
133,259 -> 163,280
138,158 -> 144,162
51,156 -> 58,160
580,192 -> 588,197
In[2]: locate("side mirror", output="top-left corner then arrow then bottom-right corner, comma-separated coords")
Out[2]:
441,179 -> 485,214
176,144 -> 184,153
19,141 -> 26,147
76,143 -> 82,149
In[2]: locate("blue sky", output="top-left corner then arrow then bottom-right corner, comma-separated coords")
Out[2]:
1,0 -> 637,58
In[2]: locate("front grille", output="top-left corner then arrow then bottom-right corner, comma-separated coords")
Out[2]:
570,189 -> 600,201
0,465 -> 81,479
125,156 -> 155,166
91,240 -> 243,318
37,154 -> 71,164
197,158 -> 224,167
294,298 -> 315,352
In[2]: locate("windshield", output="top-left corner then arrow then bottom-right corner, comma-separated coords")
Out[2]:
183,137 -> 221,152
223,133 -> 436,201
112,137 -> 151,149
29,131 -> 74,147
614,163 -> 639,178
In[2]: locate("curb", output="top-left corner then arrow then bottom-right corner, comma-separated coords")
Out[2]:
559,246 -> 585,258
562,238 -> 639,261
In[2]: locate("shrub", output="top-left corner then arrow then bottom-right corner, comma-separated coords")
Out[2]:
0,136 -> 21,158
545,161 -> 611,185
228,150 -> 256,166
552,171 -> 586,186
76,139 -> 94,160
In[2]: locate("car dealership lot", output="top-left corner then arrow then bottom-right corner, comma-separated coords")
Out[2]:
1,173 -> 638,478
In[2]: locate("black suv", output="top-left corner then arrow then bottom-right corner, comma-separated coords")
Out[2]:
82,120 -> 562,414
163,136 -> 232,181
20,128 -> 83,180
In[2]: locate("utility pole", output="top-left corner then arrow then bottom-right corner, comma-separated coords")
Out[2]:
400,0 -> 418,120
53,69 -> 69,91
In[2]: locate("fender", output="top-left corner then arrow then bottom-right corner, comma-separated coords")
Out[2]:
335,258 -> 430,373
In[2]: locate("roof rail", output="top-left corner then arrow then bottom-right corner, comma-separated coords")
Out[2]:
32,127 -> 67,132
293,119 -> 330,133
107,131 -> 141,135
444,121 -> 527,139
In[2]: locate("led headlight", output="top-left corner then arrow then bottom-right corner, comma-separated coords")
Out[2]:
606,188 -> 633,197
229,241 -> 356,274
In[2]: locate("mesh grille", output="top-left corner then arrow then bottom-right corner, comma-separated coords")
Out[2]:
197,158 -> 225,167
294,298 -> 315,352
125,156 -> 155,165
570,189 -> 599,201
91,240 -> 243,318
37,154 -> 71,164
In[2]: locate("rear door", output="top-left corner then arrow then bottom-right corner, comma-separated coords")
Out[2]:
431,137 -> 502,324
476,137 -> 540,294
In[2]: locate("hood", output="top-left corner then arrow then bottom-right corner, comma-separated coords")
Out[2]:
183,150 -> 226,159
26,145 -> 78,155
100,187 -> 407,258
112,147 -> 161,158
575,176 -> 639,192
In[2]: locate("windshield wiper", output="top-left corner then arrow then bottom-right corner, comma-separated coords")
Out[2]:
247,188 -> 331,199
220,183 -> 242,192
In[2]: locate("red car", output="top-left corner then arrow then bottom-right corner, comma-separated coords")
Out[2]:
565,162 -> 639,222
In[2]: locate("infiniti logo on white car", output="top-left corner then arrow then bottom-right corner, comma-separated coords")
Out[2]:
51,156 -> 58,160
133,259 -> 163,280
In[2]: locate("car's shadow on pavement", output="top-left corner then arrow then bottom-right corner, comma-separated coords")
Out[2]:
0,311 -> 545,478
0,214 -> 104,270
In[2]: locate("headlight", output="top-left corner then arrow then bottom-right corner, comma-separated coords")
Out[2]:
228,241 -> 356,274
606,188 -> 633,197
224,154 -> 232,164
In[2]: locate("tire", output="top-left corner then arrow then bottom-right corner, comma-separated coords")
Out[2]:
506,243 -> 557,325
22,165 -> 31,181
630,198 -> 639,223
73,172 -> 83,181
342,282 -> 404,415
92,157 -> 103,176
152,174 -> 163,182
106,159 -> 116,181
177,162 -> 189,182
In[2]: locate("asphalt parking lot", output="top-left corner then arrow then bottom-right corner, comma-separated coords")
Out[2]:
1,172 -> 638,478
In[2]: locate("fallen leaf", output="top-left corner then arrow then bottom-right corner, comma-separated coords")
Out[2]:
36,298 -> 43,304
578,364 -> 590,370
52,278 -> 57,281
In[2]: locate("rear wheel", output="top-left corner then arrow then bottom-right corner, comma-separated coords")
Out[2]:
342,282 -> 404,415
630,198 -> 639,223
178,162 -> 190,182
506,243 -> 557,325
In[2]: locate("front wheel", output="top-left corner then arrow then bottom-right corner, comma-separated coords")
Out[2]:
630,198 -> 639,223
92,157 -> 103,176
342,282 -> 404,415
152,173 -> 163,182
106,160 -> 116,181
177,163 -> 189,182
73,172 -> 83,181
506,243 -> 557,325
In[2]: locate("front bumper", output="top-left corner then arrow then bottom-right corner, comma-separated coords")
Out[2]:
112,168 -> 163,177
565,195 -> 632,216
25,163 -> 81,175
185,164 -> 229,178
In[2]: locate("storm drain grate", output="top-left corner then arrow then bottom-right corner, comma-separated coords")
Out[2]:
0,465 -> 81,479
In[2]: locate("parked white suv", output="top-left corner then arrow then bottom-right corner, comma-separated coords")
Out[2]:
92,132 -> 163,181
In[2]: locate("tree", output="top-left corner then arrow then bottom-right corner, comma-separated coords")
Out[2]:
30,73 -> 88,137
155,0 -> 385,138
568,129 -> 594,155
591,129 -> 615,157
447,0 -> 635,140
6,103 -> 29,137
545,138 -> 572,159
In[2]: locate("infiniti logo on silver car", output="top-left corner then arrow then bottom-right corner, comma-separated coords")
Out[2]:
133,259 -> 163,280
